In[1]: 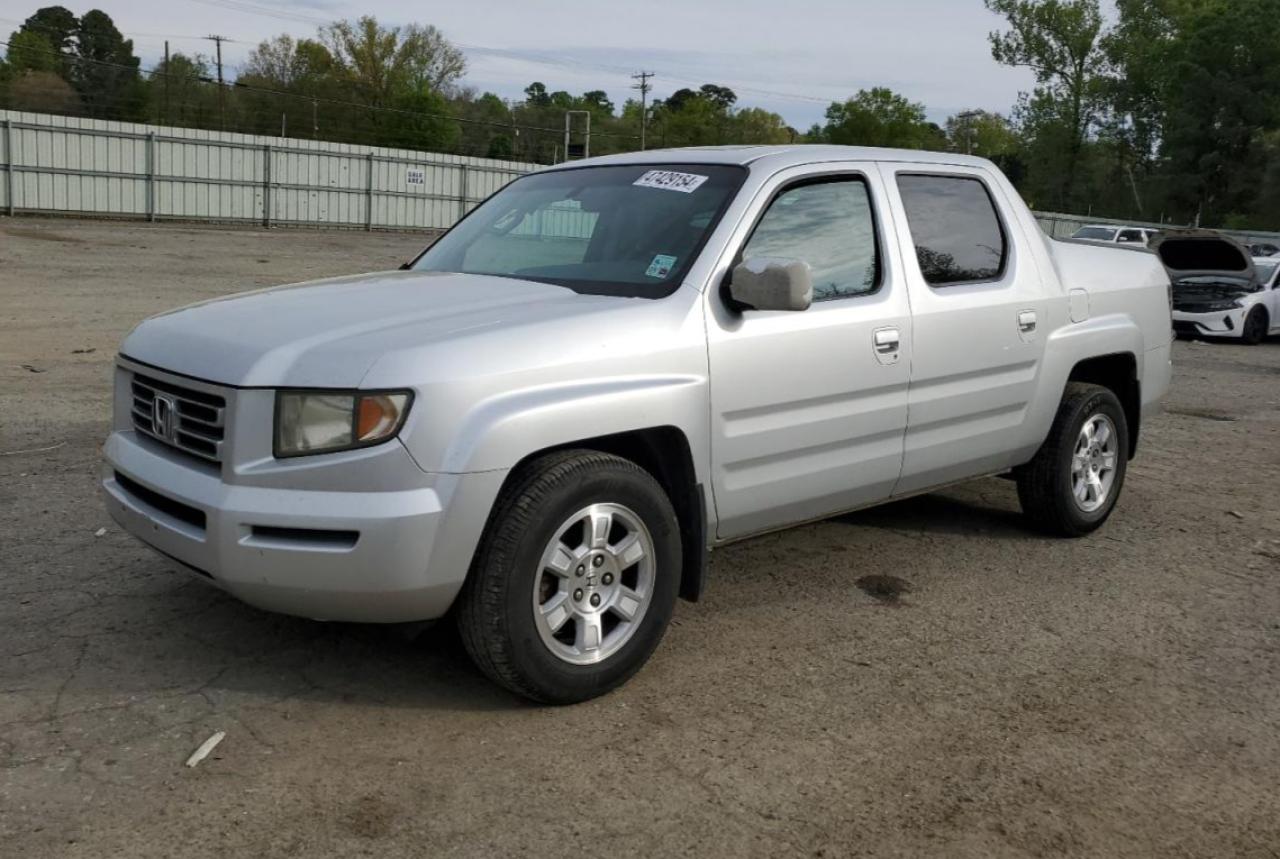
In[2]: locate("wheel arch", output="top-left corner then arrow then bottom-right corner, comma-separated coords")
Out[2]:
490,426 -> 709,603
1067,352 -> 1141,458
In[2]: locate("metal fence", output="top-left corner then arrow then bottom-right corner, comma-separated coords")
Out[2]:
1033,209 -> 1280,249
0,110 -> 537,231
6,110 -> 1280,247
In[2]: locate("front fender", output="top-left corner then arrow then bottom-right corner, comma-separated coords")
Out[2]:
428,374 -> 711,480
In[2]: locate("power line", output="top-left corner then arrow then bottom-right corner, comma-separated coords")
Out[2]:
183,0 -> 328,27
0,38 -> 641,144
172,0 -> 837,108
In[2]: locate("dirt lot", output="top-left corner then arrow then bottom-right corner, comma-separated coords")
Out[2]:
2,217 -> 1279,858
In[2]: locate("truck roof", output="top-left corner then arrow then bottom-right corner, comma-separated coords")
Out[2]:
542,144 -> 996,172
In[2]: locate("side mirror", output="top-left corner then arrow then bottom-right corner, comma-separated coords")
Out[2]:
729,257 -> 813,312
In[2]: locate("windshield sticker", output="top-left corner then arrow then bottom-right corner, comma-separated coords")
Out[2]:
645,254 -> 678,278
634,170 -> 709,193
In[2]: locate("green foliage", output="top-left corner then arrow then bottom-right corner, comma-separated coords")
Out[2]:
9,69 -> 79,112
145,52 -> 217,128
2,8 -> 142,119
74,9 -> 144,119
5,29 -> 58,74
319,16 -> 465,106
7,2 -> 1280,228
817,88 -> 945,149
985,0 -> 1108,210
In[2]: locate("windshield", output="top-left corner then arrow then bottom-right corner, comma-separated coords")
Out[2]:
1073,227 -> 1117,241
412,163 -> 746,297
1255,261 -> 1278,285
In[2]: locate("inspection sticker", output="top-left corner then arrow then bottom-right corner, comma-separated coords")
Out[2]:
633,170 -> 709,193
645,254 -> 678,278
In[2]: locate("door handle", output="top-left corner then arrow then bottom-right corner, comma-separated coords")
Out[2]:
874,328 -> 900,353
1018,310 -> 1037,333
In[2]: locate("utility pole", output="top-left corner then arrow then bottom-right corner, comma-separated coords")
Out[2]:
955,110 -> 980,155
564,110 -> 590,161
206,35 -> 229,131
163,40 -> 170,125
631,71 -> 654,150
312,96 -> 319,139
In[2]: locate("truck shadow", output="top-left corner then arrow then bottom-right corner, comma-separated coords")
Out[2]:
830,480 -> 1034,539
70,566 -> 532,714
78,481 -> 1037,716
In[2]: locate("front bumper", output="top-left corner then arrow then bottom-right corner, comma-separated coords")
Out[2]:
1172,307 -> 1245,338
103,428 -> 505,623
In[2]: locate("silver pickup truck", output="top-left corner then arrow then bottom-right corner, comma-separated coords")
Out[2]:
105,145 -> 1190,703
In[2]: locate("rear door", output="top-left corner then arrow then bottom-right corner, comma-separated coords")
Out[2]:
705,164 -> 912,540
878,165 -> 1053,494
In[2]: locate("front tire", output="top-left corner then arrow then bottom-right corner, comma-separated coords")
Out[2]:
1242,307 -> 1269,345
1016,383 -> 1130,537
456,450 -> 681,704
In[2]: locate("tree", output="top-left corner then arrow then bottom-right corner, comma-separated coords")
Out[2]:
18,5 -> 76,77
698,84 -> 736,111
1149,0 -> 1280,226
242,34 -> 335,89
9,69 -> 79,112
523,81 -> 549,107
818,88 -> 944,149
5,29 -> 59,74
320,16 -> 465,106
581,90 -> 613,115
945,110 -> 1019,156
20,6 -> 76,51
74,10 -> 144,119
731,107 -> 793,144
985,0 -> 1108,209
146,51 -> 215,127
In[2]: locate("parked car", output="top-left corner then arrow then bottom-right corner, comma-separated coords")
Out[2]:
105,146 -> 1187,703
1171,252 -> 1278,344
1248,242 -> 1280,257
1071,224 -> 1159,247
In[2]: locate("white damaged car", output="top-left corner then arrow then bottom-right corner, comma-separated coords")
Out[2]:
1172,255 -> 1279,345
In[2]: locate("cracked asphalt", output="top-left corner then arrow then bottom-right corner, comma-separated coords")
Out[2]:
2,218 -> 1279,858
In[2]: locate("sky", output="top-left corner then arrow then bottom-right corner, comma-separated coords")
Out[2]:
0,0 -> 1039,128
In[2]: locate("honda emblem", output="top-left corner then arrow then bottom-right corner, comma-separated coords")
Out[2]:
152,393 -> 178,443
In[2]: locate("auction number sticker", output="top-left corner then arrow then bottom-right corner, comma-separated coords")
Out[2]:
406,168 -> 425,186
633,170 -> 709,193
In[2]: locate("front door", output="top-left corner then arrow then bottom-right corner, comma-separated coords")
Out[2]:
706,165 -> 913,540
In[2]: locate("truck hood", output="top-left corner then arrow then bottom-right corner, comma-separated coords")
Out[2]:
121,270 -> 621,388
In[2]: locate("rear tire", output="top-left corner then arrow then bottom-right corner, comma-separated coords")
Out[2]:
1242,307 -> 1268,345
456,450 -> 681,704
1016,383 -> 1130,537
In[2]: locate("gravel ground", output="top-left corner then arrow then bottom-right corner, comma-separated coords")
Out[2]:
1,217 -> 1279,858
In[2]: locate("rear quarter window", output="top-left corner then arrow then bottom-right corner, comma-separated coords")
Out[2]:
896,174 -> 1008,286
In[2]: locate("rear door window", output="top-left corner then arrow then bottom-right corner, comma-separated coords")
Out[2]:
896,174 -> 1008,286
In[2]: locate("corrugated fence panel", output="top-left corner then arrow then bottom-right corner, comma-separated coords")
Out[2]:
0,110 -> 537,230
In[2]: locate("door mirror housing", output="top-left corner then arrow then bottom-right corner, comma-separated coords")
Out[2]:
729,257 -> 813,312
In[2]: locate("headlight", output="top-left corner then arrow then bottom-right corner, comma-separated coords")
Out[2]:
274,390 -> 412,458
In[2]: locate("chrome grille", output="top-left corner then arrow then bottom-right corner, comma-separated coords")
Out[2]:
130,373 -> 226,463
